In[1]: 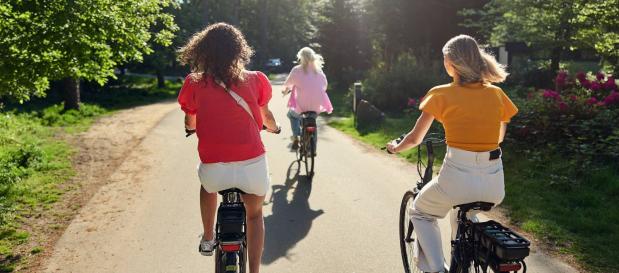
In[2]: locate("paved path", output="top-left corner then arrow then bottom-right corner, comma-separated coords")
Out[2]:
43,80 -> 579,273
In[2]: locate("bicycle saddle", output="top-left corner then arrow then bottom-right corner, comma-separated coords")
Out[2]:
218,188 -> 246,195
301,111 -> 317,118
454,201 -> 494,212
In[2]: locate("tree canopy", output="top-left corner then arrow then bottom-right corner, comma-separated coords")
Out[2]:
462,0 -> 619,72
0,0 -> 178,102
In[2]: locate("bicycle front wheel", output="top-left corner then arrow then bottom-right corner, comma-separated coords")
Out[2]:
399,190 -> 423,273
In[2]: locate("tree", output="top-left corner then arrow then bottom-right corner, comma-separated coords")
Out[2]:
0,0 -> 178,109
573,1 -> 619,72
366,0 -> 488,66
462,0 -> 618,73
317,0 -> 371,88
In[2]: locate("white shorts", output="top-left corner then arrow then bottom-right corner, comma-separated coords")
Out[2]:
197,154 -> 270,196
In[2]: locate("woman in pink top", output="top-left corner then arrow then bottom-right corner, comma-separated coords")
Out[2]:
178,23 -> 279,273
283,47 -> 333,149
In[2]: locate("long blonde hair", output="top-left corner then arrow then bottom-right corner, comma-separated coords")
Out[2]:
442,35 -> 508,84
297,47 -> 324,74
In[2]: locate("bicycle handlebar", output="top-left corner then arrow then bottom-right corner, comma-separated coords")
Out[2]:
185,125 -> 281,138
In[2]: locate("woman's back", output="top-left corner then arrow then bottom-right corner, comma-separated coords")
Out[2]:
285,65 -> 331,114
420,82 -> 517,152
178,71 -> 272,163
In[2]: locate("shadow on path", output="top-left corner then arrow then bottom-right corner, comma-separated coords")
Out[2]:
261,160 -> 324,264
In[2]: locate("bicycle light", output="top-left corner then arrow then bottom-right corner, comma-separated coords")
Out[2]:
221,243 -> 242,252
305,126 -> 316,133
497,262 -> 522,272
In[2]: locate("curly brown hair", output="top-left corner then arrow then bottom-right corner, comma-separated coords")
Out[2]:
178,23 -> 254,86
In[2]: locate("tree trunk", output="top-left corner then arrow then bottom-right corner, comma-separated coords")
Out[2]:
258,0 -> 268,67
202,0 -> 209,26
550,47 -> 561,74
232,0 -> 241,25
63,77 -> 80,111
156,70 -> 165,88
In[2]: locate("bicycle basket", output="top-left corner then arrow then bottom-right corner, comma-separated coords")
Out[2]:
473,220 -> 530,261
217,203 -> 245,239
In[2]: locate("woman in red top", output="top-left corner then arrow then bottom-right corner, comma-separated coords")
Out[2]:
178,23 -> 279,273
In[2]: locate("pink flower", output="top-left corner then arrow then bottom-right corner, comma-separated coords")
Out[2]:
580,79 -> 592,89
542,89 -> 561,100
604,76 -> 617,90
555,76 -> 567,88
590,82 -> 602,91
558,101 -> 568,111
603,91 -> 619,105
407,97 -> 416,107
569,95 -> 577,101
596,72 -> 605,81
586,97 -> 598,105
576,72 -> 587,82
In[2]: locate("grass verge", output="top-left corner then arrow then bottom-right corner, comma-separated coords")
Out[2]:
328,114 -> 619,273
0,76 -> 180,271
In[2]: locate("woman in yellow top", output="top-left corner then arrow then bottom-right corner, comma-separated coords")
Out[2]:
386,35 -> 518,273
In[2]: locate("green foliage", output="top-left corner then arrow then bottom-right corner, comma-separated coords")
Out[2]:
0,77 -> 179,270
363,53 -> 448,112
0,0 -> 178,101
509,71 -> 619,164
316,0 -> 371,88
462,0 -> 619,70
503,149 -> 619,273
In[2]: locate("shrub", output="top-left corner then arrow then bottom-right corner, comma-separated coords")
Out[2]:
363,53 -> 448,113
509,71 -> 619,164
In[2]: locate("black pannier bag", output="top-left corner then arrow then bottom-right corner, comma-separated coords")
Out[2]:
217,203 -> 246,240
473,220 -> 530,261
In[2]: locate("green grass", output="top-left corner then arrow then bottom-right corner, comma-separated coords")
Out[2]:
328,114 -> 619,273
0,76 -> 180,271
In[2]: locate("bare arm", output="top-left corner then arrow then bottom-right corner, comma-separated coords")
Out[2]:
387,112 -> 435,153
185,114 -> 196,130
499,122 -> 507,143
260,105 -> 278,132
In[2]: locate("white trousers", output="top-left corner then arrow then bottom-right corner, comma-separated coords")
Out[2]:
411,147 -> 505,272
197,154 -> 270,196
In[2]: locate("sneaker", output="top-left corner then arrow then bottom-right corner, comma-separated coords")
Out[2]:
199,237 -> 217,256
292,139 -> 299,150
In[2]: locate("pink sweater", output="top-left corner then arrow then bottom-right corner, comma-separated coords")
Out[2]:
284,66 -> 333,114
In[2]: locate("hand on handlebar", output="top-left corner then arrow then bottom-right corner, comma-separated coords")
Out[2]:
383,134 -> 406,154
263,124 -> 281,134
185,128 -> 196,137
281,87 -> 291,96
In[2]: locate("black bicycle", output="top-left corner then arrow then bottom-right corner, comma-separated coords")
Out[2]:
296,111 -> 317,178
214,188 -> 247,273
395,135 -> 530,273
185,122 -> 279,273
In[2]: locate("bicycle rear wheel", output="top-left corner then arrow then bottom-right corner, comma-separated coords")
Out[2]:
239,241 -> 247,273
215,248 -> 224,273
399,190 -> 422,273
305,135 -> 315,178
215,248 -> 245,273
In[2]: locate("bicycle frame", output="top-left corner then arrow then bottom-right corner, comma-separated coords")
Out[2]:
215,189 -> 247,273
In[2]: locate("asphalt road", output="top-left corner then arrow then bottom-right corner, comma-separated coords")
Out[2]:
43,80 -> 579,273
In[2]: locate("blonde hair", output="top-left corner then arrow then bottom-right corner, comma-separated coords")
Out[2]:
297,47 -> 324,74
442,34 -> 508,84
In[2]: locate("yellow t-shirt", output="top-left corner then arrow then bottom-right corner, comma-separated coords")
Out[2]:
419,82 -> 518,152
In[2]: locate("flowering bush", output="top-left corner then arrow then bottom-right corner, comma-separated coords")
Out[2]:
509,71 -> 619,163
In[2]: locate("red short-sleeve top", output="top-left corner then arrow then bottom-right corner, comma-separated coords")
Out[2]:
178,71 -> 273,163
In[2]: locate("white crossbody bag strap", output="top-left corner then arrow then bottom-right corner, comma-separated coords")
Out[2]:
215,80 -> 258,127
